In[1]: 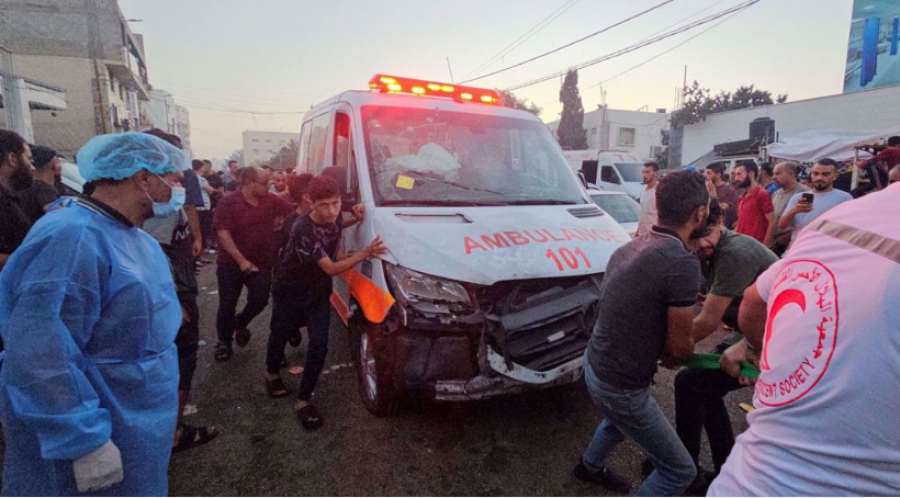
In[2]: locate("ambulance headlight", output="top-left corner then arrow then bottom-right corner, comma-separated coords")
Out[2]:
385,264 -> 475,315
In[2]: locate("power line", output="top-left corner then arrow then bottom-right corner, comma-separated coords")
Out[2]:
179,101 -> 307,115
504,0 -> 761,92
461,0 -> 678,84
588,6 -> 747,89
460,0 -> 581,81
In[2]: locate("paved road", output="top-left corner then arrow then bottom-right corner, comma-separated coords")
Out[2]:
171,262 -> 752,496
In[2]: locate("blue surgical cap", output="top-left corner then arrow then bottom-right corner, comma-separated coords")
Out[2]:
76,132 -> 189,182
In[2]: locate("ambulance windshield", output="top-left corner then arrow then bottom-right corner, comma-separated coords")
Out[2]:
362,106 -> 586,206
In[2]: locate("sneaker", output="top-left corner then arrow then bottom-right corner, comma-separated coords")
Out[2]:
235,326 -> 252,347
214,342 -> 233,362
573,461 -> 631,492
684,470 -> 716,497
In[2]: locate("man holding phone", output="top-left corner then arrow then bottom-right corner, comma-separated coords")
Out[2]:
778,158 -> 852,248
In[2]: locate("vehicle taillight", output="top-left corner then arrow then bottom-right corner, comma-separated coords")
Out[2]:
368,74 -> 501,105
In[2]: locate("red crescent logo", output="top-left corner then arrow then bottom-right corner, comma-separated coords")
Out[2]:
761,289 -> 806,370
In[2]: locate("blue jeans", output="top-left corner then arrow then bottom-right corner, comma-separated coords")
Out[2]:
582,354 -> 696,496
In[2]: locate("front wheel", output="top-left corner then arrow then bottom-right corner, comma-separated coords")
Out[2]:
351,311 -> 397,416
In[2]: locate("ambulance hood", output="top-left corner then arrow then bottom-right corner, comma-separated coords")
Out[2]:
374,205 -> 629,286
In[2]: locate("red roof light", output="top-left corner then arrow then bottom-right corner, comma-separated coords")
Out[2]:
368,74 -> 501,105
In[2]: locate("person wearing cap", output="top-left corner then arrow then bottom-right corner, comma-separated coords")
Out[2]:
17,144 -> 62,223
0,132 -> 186,496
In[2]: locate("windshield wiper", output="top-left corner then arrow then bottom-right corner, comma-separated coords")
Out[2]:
380,200 -> 507,207
501,199 -> 581,206
404,171 -> 505,196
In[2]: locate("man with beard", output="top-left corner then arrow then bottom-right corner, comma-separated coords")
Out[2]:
705,163 -> 738,229
17,145 -> 61,223
769,162 -> 808,255
778,158 -> 852,248
733,162 -> 775,245
673,203 -> 777,494
0,130 -> 34,272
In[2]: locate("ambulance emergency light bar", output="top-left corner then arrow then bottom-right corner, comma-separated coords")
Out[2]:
368,74 -> 501,105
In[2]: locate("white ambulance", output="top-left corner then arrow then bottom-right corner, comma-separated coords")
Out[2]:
296,75 -> 630,415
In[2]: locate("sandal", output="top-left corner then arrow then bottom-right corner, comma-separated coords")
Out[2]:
266,376 -> 290,398
172,423 -> 218,453
214,342 -> 232,362
296,404 -> 323,431
235,327 -> 252,347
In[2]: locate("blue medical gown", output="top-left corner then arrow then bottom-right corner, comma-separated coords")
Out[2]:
0,202 -> 181,496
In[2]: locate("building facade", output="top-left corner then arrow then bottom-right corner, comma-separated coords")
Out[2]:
677,84 -> 900,166
546,106 -> 669,159
0,0 -> 152,156
242,130 -> 296,166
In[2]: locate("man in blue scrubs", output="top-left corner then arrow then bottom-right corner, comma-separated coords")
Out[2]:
0,132 -> 188,496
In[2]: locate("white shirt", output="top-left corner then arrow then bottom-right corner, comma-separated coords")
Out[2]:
197,176 -> 211,211
710,182 -> 900,496
636,185 -> 657,236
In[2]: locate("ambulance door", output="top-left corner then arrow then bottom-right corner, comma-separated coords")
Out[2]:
331,105 -> 366,324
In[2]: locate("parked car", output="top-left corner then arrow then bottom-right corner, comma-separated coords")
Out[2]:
586,188 -> 640,238
561,149 -> 645,200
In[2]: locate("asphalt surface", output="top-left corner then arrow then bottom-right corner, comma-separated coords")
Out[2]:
166,259 -> 754,496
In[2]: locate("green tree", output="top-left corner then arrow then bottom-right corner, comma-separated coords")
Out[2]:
265,139 -> 299,171
556,69 -> 588,150
671,80 -> 787,128
498,89 -> 541,116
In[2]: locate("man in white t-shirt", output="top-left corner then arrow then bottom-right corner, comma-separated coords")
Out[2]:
778,158 -> 852,246
636,161 -> 659,237
709,181 -> 900,496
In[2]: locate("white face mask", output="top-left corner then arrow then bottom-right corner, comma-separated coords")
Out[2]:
146,174 -> 186,217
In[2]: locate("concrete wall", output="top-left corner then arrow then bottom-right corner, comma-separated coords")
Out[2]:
0,0 -> 138,62
681,84 -> 900,165
0,54 -> 97,157
546,107 -> 668,160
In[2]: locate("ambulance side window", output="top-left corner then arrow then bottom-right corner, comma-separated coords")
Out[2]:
333,112 -> 356,197
298,121 -> 312,174
307,113 -> 330,175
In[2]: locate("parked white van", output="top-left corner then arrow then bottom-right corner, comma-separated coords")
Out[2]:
295,74 -> 630,415
561,149 -> 646,200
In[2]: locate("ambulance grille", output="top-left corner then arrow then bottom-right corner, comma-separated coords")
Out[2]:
479,275 -> 603,372
567,206 -> 604,219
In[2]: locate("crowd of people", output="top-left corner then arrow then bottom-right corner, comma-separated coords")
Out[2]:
0,126 -> 898,496
578,148 -> 898,495
0,129 -> 383,495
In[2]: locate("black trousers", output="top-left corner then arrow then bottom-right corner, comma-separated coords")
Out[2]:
674,341 -> 745,473
199,209 -> 215,248
215,263 -> 272,345
265,283 -> 331,401
175,292 -> 199,392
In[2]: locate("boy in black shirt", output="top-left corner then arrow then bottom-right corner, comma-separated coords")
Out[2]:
265,176 -> 385,430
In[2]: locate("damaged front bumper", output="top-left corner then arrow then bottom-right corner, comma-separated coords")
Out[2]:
433,345 -> 584,401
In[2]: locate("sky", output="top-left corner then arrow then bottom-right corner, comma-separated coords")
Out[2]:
119,0 -> 855,161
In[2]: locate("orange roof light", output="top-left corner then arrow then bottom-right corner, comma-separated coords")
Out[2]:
367,74 -> 501,105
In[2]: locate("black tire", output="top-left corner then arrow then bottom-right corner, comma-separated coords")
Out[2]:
350,306 -> 398,417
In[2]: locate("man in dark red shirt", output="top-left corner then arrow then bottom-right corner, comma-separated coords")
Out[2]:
732,162 -> 774,245
213,166 -> 294,361
857,136 -> 900,191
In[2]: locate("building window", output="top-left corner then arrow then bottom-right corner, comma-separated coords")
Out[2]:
617,127 -> 636,147
591,127 -> 597,136
253,149 -> 260,153
252,139 -> 258,142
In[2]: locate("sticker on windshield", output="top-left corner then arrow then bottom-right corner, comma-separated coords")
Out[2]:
396,175 -> 416,190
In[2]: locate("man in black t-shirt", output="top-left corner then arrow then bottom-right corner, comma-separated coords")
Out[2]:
17,145 -> 61,223
264,176 -> 384,430
576,171 -> 710,496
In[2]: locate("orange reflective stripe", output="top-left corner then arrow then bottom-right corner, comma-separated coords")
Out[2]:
339,270 -> 396,324
330,291 -> 350,326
